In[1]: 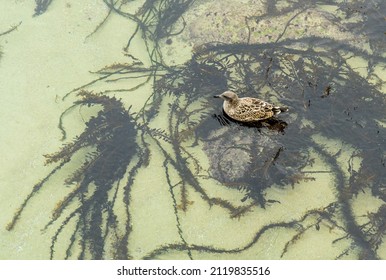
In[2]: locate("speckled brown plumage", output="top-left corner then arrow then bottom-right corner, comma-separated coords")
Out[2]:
214,91 -> 288,122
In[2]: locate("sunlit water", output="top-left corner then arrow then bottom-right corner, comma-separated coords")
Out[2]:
0,0 -> 385,259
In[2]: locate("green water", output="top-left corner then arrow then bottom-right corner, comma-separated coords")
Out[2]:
0,0 -> 385,259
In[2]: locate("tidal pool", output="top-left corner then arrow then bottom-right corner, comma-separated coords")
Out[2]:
0,0 -> 385,259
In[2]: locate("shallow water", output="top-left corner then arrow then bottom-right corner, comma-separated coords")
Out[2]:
0,0 -> 385,259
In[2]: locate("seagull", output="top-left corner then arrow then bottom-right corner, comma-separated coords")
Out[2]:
214,91 -> 288,122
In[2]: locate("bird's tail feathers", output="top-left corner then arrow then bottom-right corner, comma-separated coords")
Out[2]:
273,106 -> 289,115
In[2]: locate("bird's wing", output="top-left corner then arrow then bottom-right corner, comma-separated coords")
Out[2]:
232,98 -> 275,121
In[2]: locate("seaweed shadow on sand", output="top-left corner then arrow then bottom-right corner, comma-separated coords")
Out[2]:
6,0 -> 386,259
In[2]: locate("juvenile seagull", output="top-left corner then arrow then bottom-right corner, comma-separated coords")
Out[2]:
214,91 -> 288,122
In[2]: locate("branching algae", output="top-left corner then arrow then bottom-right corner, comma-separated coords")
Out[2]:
7,91 -> 144,259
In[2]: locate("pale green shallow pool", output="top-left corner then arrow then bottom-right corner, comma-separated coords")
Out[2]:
0,0 -> 385,259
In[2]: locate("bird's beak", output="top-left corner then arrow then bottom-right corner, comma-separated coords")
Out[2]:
213,95 -> 221,98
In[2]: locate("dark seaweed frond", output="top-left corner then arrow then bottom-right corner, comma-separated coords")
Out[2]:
34,0 -> 53,16
8,91 -> 142,259
362,205 -> 386,251
0,22 -> 22,37
143,202 -> 343,259
103,0 -> 195,65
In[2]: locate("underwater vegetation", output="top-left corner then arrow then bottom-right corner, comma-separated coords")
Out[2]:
34,0 -> 54,16
99,0 -> 195,64
0,22 -> 22,69
0,22 -> 22,37
6,0 -> 386,259
146,41 -> 385,259
6,91 -> 145,259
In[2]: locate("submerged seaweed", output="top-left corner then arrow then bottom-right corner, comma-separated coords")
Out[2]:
7,91 -> 144,259
34,0 -> 54,16
6,0 -> 386,259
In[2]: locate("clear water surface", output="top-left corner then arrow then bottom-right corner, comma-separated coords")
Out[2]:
0,0 -> 385,259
